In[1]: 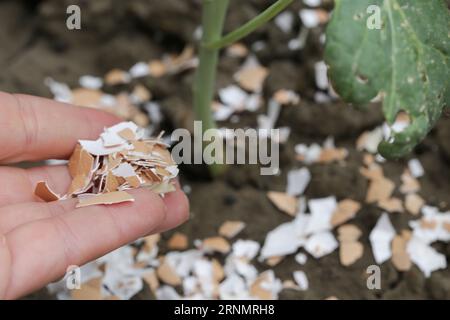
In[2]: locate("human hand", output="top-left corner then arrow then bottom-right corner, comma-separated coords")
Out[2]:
0,92 -> 189,299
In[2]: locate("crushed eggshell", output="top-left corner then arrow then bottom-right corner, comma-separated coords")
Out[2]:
234,56 -> 268,93
338,224 -> 363,266
104,69 -> 131,85
300,9 -> 329,28
391,233 -> 412,272
201,237 -> 231,254
293,271 -> 309,291
157,258 -> 182,286
219,85 -> 249,111
407,237 -> 447,277
286,167 -> 311,196
266,256 -> 284,267
71,88 -> 103,108
143,233 -> 161,252
131,84 -> 152,103
331,199 -> 361,227
226,43 -> 249,58
369,213 -> 396,264
260,222 -> 303,259
408,159 -> 424,178
443,222 -> 450,233
79,75 -> 103,90
405,193 -> 425,215
168,232 -> 189,250
304,231 -> 338,259
337,224 -> 362,242
400,170 -> 420,194
409,206 -> 450,244
34,181 -> 61,202
148,46 -> 197,79
76,191 -> 135,208
249,270 -> 282,300
296,138 -> 347,164
71,277 -> 103,300
339,241 -> 363,267
231,240 -> 260,261
294,253 -> 308,265
378,197 -> 404,213
282,280 -> 301,291
317,147 -> 348,163
360,163 -> 384,180
356,127 -> 383,153
363,153 -> 375,166
275,11 -> 294,33
35,121 -> 178,208
211,259 -> 225,282
148,60 -> 167,78
273,89 -> 300,105
366,176 -> 395,204
267,191 -> 297,216
305,196 -> 337,235
420,218 -> 437,230
142,269 -> 160,293
218,220 -> 246,239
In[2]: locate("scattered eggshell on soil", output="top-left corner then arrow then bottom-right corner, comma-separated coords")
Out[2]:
304,231 -> 338,259
168,232 -> 189,250
234,56 -> 268,93
391,233 -> 412,272
286,167 -> 311,196
369,213 -> 396,264
104,69 -> 131,85
378,197 -> 404,213
202,237 -> 231,254
339,241 -> 363,266
331,199 -> 361,227
405,193 -> 425,215
293,271 -> 309,290
267,191 -> 297,216
218,221 -> 246,239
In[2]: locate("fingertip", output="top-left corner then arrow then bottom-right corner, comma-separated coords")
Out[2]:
160,184 -> 190,231
174,189 -> 190,225
75,107 -> 121,139
80,107 -> 121,127
123,188 -> 168,230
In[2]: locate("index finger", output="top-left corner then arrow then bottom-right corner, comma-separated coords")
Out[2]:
0,92 -> 120,163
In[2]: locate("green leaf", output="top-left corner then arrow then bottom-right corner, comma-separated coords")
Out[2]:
325,0 -> 450,158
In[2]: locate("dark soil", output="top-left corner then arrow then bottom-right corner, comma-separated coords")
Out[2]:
2,0 -> 449,300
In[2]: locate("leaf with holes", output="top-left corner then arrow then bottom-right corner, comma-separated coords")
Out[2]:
325,0 -> 449,158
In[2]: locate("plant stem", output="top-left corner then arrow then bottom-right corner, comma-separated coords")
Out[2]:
193,0 -> 229,176
206,0 -> 293,50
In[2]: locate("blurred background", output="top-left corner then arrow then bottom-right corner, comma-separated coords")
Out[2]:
1,0 -> 449,300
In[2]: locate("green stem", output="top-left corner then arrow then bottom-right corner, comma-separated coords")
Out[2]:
193,0 -> 229,176
206,0 -> 293,50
